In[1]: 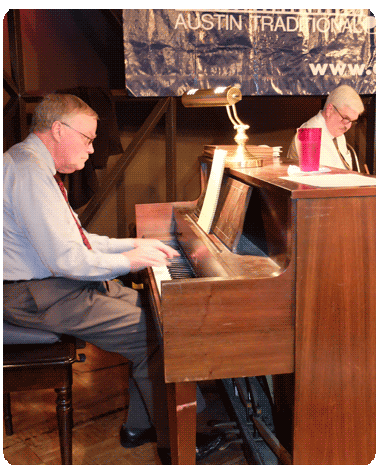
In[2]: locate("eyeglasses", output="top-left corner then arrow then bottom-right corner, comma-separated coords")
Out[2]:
332,105 -> 358,126
60,122 -> 96,146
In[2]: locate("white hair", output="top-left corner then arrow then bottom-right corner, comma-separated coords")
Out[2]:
30,94 -> 98,132
325,85 -> 364,115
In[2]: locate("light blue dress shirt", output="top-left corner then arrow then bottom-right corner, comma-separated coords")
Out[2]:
3,133 -> 134,281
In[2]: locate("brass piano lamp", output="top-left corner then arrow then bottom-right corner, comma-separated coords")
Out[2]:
181,86 -> 262,167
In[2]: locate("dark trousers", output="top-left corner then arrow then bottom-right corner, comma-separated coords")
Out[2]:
3,277 -> 169,445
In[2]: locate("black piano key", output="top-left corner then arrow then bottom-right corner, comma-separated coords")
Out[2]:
162,239 -> 195,279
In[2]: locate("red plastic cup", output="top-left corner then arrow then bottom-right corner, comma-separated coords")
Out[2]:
298,128 -> 322,172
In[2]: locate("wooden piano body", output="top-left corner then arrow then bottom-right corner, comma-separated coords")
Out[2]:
135,157 -> 375,465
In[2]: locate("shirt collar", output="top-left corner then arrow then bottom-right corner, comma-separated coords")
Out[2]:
317,110 -> 335,140
25,133 -> 57,175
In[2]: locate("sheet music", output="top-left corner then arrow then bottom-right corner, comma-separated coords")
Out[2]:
280,173 -> 376,188
198,149 -> 227,233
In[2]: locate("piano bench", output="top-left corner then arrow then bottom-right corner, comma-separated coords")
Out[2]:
3,321 -> 85,465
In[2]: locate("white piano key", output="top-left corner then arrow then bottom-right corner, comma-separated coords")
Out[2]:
152,244 -> 195,296
152,265 -> 171,296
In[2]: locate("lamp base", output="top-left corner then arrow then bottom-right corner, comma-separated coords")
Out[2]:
225,145 -> 263,168
224,123 -> 264,168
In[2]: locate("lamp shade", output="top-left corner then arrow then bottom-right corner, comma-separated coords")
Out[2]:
181,86 -> 242,107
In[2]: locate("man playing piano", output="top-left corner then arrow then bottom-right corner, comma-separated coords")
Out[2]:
3,93 -> 222,463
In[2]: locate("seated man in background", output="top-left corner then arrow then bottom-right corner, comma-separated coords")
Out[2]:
287,84 -> 364,171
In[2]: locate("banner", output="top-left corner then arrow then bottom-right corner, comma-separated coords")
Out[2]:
123,9 -> 376,96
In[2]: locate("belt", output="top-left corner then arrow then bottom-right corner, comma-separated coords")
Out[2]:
3,280 -> 28,284
3,279 -> 110,292
3,279 -> 109,289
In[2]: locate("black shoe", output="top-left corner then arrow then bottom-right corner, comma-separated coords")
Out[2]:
120,426 -> 157,448
157,432 -> 225,464
196,433 -> 225,461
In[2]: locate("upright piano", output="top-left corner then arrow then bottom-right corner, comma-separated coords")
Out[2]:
135,153 -> 375,465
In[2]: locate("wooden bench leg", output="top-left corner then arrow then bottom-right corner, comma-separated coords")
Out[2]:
3,392 -> 14,436
55,387 -> 73,465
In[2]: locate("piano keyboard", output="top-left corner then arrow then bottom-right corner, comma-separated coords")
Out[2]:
152,240 -> 195,295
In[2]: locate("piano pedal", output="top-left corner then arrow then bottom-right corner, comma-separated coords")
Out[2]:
208,419 -> 237,430
208,420 -> 245,452
208,420 -> 240,434
219,438 -> 244,451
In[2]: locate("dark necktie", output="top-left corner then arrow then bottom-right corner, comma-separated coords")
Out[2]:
54,173 -> 92,250
332,137 -> 356,171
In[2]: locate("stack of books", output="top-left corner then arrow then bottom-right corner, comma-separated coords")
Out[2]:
203,144 -> 282,165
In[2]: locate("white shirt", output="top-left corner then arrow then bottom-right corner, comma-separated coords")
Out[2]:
298,111 -> 353,169
3,133 -> 134,281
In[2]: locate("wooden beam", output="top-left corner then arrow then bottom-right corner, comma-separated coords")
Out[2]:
165,97 -> 177,202
79,97 -> 170,228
